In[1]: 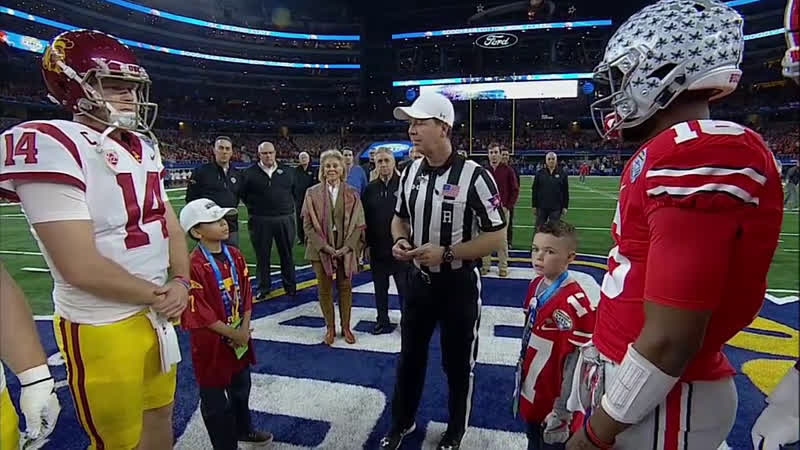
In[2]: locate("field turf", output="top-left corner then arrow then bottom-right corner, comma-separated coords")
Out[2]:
0,175 -> 797,315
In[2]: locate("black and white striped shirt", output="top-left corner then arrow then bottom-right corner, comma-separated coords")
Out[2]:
395,151 -> 506,272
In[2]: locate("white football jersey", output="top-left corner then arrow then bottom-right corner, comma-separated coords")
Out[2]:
0,120 -> 171,325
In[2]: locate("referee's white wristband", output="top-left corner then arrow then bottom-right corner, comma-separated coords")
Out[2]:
18,364 -> 52,387
601,343 -> 679,424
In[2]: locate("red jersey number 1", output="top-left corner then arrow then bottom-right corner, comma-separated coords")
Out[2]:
116,172 -> 168,250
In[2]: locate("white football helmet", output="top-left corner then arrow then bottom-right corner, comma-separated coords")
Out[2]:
590,0 -> 744,139
783,0 -> 799,82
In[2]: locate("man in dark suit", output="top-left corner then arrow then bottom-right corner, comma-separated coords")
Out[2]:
532,152 -> 569,229
240,141 -> 297,298
362,148 -> 409,334
293,151 -> 317,244
185,136 -> 243,246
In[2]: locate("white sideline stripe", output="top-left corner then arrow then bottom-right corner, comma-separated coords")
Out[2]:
0,214 -> 24,218
784,249 -> 799,253
647,184 -> 758,205
767,288 -> 800,293
0,250 -> 42,256
21,267 -> 49,273
646,167 -> 767,185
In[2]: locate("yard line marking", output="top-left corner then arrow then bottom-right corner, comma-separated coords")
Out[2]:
0,250 -> 43,256
767,288 -> 800,294
21,267 -> 49,273
0,214 -> 26,218
574,184 -> 619,201
784,249 -> 799,253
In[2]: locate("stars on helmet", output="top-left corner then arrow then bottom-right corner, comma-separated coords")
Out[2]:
671,50 -> 685,59
720,34 -> 730,45
687,62 -> 700,73
655,37 -> 668,49
647,79 -> 660,88
703,55 -> 715,66
633,28 -> 643,37
688,47 -> 702,57
705,39 -> 717,50
644,30 -> 656,40
682,19 -> 695,28
654,53 -> 667,63
699,11 -> 710,21
650,16 -> 660,26
689,31 -> 703,42
718,50 -> 729,59
641,62 -> 654,72
672,34 -> 685,44
622,39 -> 633,48
665,10 -> 678,19
664,22 -> 677,32
705,23 -> 717,33
631,78 -> 645,87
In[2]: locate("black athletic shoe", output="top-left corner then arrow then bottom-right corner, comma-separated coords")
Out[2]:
436,431 -> 462,450
379,423 -> 416,450
238,430 -> 273,447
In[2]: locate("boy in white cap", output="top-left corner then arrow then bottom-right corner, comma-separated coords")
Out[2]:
179,199 -> 272,449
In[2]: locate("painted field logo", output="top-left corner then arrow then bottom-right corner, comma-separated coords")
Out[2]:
475,33 -> 518,49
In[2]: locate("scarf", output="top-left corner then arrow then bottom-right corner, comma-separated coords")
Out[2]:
302,182 -> 366,279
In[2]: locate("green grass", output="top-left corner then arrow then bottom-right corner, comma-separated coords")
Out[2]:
1,176 -> 797,314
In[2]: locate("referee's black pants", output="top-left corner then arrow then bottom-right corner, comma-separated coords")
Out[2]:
248,214 -> 296,296
390,265 -> 481,439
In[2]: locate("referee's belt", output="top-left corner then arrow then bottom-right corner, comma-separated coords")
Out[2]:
414,262 -> 476,284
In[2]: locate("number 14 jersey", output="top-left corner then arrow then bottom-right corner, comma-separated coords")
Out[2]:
0,119 -> 170,325
593,120 -> 783,382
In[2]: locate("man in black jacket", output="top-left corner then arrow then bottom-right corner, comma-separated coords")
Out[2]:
185,136 -> 243,246
240,141 -> 297,298
532,152 -> 569,229
362,148 -> 410,334
293,151 -> 317,244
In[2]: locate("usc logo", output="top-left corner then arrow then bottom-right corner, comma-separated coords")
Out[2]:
42,37 -> 74,73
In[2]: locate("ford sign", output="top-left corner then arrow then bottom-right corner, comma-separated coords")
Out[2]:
475,33 -> 518,49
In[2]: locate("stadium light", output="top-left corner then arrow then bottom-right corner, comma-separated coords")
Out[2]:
100,0 -> 360,41
393,73 -> 595,87
0,8 -> 360,69
392,20 -> 613,40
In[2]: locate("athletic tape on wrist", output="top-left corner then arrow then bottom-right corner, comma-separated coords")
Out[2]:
601,343 -> 679,424
18,364 -> 52,387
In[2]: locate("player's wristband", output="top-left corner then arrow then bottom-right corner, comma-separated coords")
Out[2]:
18,364 -> 53,387
584,420 -> 615,450
172,276 -> 191,291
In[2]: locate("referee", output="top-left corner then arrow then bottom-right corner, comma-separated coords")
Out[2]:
380,92 -> 506,450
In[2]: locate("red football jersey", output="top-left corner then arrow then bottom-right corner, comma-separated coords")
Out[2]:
593,119 -> 783,381
182,245 -> 255,388
519,276 -> 597,423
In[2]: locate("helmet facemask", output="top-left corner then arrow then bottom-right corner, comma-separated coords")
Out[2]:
590,48 -> 643,140
51,58 -> 158,134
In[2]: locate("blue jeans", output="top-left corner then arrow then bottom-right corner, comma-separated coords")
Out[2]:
527,422 -> 566,450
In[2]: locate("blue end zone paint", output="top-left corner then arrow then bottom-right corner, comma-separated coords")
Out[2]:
3,258 -> 797,449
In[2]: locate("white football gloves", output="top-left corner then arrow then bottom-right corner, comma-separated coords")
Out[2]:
542,409 -> 572,444
18,365 -> 60,446
751,365 -> 799,450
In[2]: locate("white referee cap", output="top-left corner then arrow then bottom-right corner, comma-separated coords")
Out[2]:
393,92 -> 455,127
180,198 -> 237,231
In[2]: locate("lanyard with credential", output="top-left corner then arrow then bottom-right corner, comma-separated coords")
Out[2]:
512,271 -> 569,417
199,243 -> 240,323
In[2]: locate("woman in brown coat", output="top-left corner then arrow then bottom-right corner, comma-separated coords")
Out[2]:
301,149 -> 366,345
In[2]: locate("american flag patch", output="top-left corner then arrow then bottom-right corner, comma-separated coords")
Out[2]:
442,183 -> 460,199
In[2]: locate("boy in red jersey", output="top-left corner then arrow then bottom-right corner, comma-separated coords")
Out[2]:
566,1 -> 784,449
514,220 -> 596,450
179,199 -> 272,450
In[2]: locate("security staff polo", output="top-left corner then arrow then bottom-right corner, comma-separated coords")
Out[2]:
240,161 -> 297,297
532,164 -> 569,228
240,163 -> 295,216
185,162 -> 242,232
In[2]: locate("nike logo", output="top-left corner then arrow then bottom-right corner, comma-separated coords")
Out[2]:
150,152 -> 156,160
